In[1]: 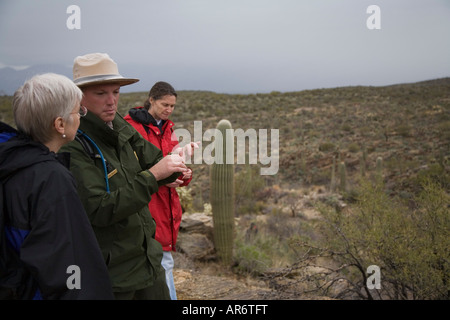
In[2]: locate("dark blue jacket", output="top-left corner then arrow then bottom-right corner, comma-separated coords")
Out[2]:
0,122 -> 113,299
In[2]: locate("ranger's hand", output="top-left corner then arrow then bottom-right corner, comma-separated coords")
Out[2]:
149,154 -> 187,181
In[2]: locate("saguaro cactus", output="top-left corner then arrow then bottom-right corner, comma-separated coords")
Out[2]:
210,119 -> 235,265
330,155 -> 336,192
339,161 -> 347,192
360,146 -> 367,177
376,156 -> 383,183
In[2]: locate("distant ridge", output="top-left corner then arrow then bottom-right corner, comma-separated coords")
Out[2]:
0,64 -> 72,95
0,64 -> 449,95
385,77 -> 450,87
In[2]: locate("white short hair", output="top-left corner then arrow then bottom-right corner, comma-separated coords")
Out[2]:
13,73 -> 82,144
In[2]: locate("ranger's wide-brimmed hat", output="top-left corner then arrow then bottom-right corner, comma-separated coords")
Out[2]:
73,53 -> 139,87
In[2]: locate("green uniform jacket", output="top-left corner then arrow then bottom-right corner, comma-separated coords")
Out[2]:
60,112 -> 176,293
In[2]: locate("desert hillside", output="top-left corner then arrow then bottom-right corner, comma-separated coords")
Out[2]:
115,77 -> 449,198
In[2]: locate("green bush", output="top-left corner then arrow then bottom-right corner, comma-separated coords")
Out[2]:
310,177 -> 449,299
177,186 -> 193,213
269,172 -> 449,300
347,142 -> 360,153
318,142 -> 336,152
234,164 -> 266,215
234,239 -> 271,276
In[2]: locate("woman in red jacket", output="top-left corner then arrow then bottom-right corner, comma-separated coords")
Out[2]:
125,81 -> 195,300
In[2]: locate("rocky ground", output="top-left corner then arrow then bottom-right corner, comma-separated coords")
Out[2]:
173,251 -> 336,300
173,212 -> 275,300
172,193 -> 333,301
173,254 -> 274,300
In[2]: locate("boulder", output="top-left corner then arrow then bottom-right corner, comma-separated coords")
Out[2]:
179,212 -> 214,240
176,213 -> 216,261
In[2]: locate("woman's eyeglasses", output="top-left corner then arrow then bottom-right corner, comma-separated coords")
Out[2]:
79,105 -> 88,117
72,105 -> 88,118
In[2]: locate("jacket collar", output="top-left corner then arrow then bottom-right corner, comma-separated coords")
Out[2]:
128,107 -> 174,134
128,107 -> 158,126
79,111 -> 120,146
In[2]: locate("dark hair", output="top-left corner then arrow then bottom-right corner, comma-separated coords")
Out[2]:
144,81 -> 177,110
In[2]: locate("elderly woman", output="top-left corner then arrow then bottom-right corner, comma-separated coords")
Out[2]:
0,73 -> 113,299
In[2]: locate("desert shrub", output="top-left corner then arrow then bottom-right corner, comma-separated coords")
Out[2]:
177,186 -> 193,213
396,124 -> 412,137
234,164 -> 266,215
347,142 -> 360,153
436,121 -> 450,140
416,163 -> 449,191
234,225 -> 297,276
270,176 -> 449,300
318,142 -> 336,152
341,123 -> 353,133
342,179 -> 447,299
234,239 -> 271,276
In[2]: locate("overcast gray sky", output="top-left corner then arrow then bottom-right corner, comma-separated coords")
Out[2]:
0,0 -> 449,93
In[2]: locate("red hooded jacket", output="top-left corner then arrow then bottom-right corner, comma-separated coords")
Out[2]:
124,107 -> 192,251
